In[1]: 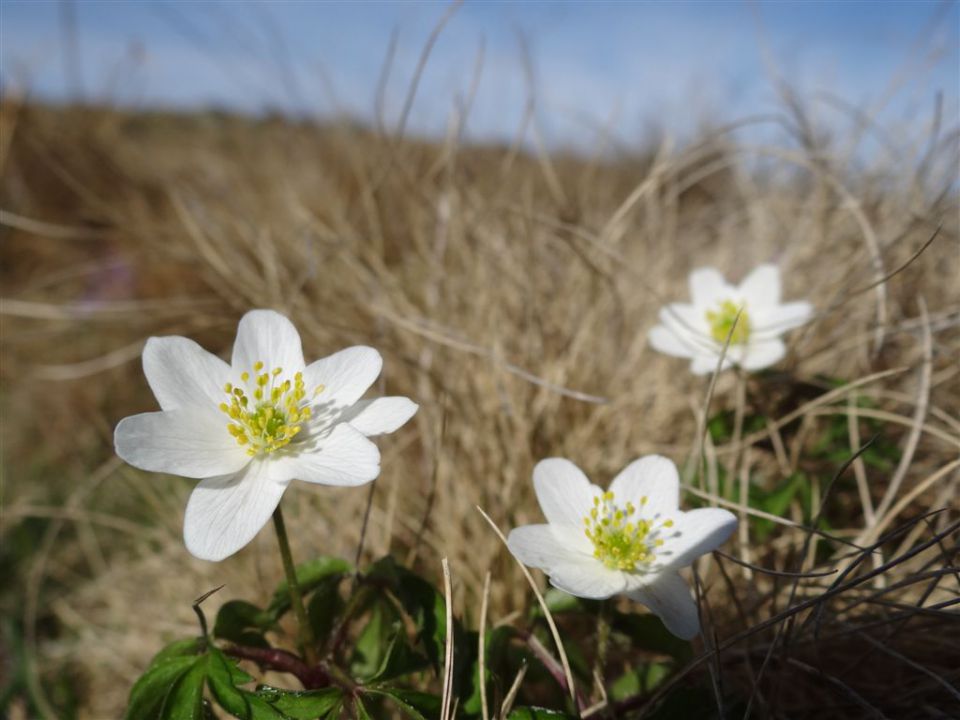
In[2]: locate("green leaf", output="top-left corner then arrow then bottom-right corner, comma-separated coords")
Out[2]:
267,557 -> 351,622
611,662 -> 671,700
163,659 -> 209,720
366,556 -> 447,668
206,648 -> 284,720
353,697 -> 375,720
364,688 -> 442,720
610,612 -> 691,662
306,576 -> 345,648
369,628 -> 430,683
350,600 -> 402,681
214,600 -> 272,647
531,588 -> 595,617
460,625 -> 518,716
255,685 -> 343,719
507,708 -> 576,719
125,655 -> 205,720
750,473 -> 803,541
152,638 -> 205,664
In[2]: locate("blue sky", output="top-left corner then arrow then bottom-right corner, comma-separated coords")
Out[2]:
1,1 -> 957,149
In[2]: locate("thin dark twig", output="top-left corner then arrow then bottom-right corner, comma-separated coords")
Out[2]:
713,550 -> 838,578
410,396 -> 447,565
693,566 -> 724,718
192,584 -> 224,639
810,508 -> 949,637
353,479 -> 377,579
612,516 -> 960,716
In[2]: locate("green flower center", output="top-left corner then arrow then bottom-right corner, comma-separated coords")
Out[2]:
219,361 -> 324,456
583,491 -> 673,571
706,299 -> 750,345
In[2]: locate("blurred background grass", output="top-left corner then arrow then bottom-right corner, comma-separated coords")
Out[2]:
1,2 -> 959,718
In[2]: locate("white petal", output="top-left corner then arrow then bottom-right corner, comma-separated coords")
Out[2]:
183,461 -> 287,561
231,310 -> 305,375
741,338 -> 786,371
689,268 -> 733,309
659,303 -> 708,341
648,325 -> 695,359
548,558 -> 628,600
303,347 -> 383,420
341,397 -> 418,436
627,571 -> 700,640
656,507 -> 737,570
690,353 -> 729,376
609,456 -> 680,519
114,409 -> 249,479
270,423 -> 380,487
142,337 -> 231,412
533,458 -> 599,528
754,301 -> 813,337
507,524 -> 593,571
737,264 -> 782,306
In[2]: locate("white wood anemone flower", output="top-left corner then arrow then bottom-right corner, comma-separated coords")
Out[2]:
648,264 -> 813,375
507,456 -> 737,639
114,310 -> 418,562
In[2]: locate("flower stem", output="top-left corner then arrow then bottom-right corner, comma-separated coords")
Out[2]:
272,504 -> 318,665
593,599 -> 611,693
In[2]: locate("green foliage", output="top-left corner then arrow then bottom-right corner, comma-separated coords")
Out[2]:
507,708 -> 577,719
362,688 -> 442,719
266,557 -> 352,622
125,555 -> 709,720
749,473 -> 804,541
124,645 -> 208,720
254,686 -> 343,719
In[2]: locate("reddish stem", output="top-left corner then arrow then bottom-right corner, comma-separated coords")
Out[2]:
226,645 -> 331,689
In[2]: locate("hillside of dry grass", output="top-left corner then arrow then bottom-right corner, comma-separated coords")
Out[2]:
1,100 -> 958,718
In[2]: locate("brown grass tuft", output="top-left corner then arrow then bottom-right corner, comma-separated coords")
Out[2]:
1,95 -> 958,718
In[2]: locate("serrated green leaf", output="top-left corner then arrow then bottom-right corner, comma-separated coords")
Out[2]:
507,707 -> 576,719
214,600 -> 273,646
256,686 -> 343,719
125,655 -> 203,720
365,688 -> 442,720
206,648 -> 284,720
163,658 -> 209,720
267,557 -> 351,622
152,638 -> 205,664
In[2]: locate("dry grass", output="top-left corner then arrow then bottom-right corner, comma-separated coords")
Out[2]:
1,92 -> 958,719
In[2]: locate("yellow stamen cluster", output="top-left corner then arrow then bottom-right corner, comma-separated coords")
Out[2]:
219,360 -> 323,456
706,299 -> 751,345
583,491 -> 672,571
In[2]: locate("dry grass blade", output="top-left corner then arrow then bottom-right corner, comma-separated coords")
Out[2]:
476,506 -> 578,707
478,571 -> 492,720
440,557 -> 456,720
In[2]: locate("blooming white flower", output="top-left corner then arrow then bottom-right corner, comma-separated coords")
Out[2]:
648,264 -> 813,375
114,310 -> 418,561
507,456 -> 736,639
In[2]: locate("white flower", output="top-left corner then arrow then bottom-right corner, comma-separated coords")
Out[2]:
648,264 -> 813,375
507,456 -> 736,639
114,310 -> 418,561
